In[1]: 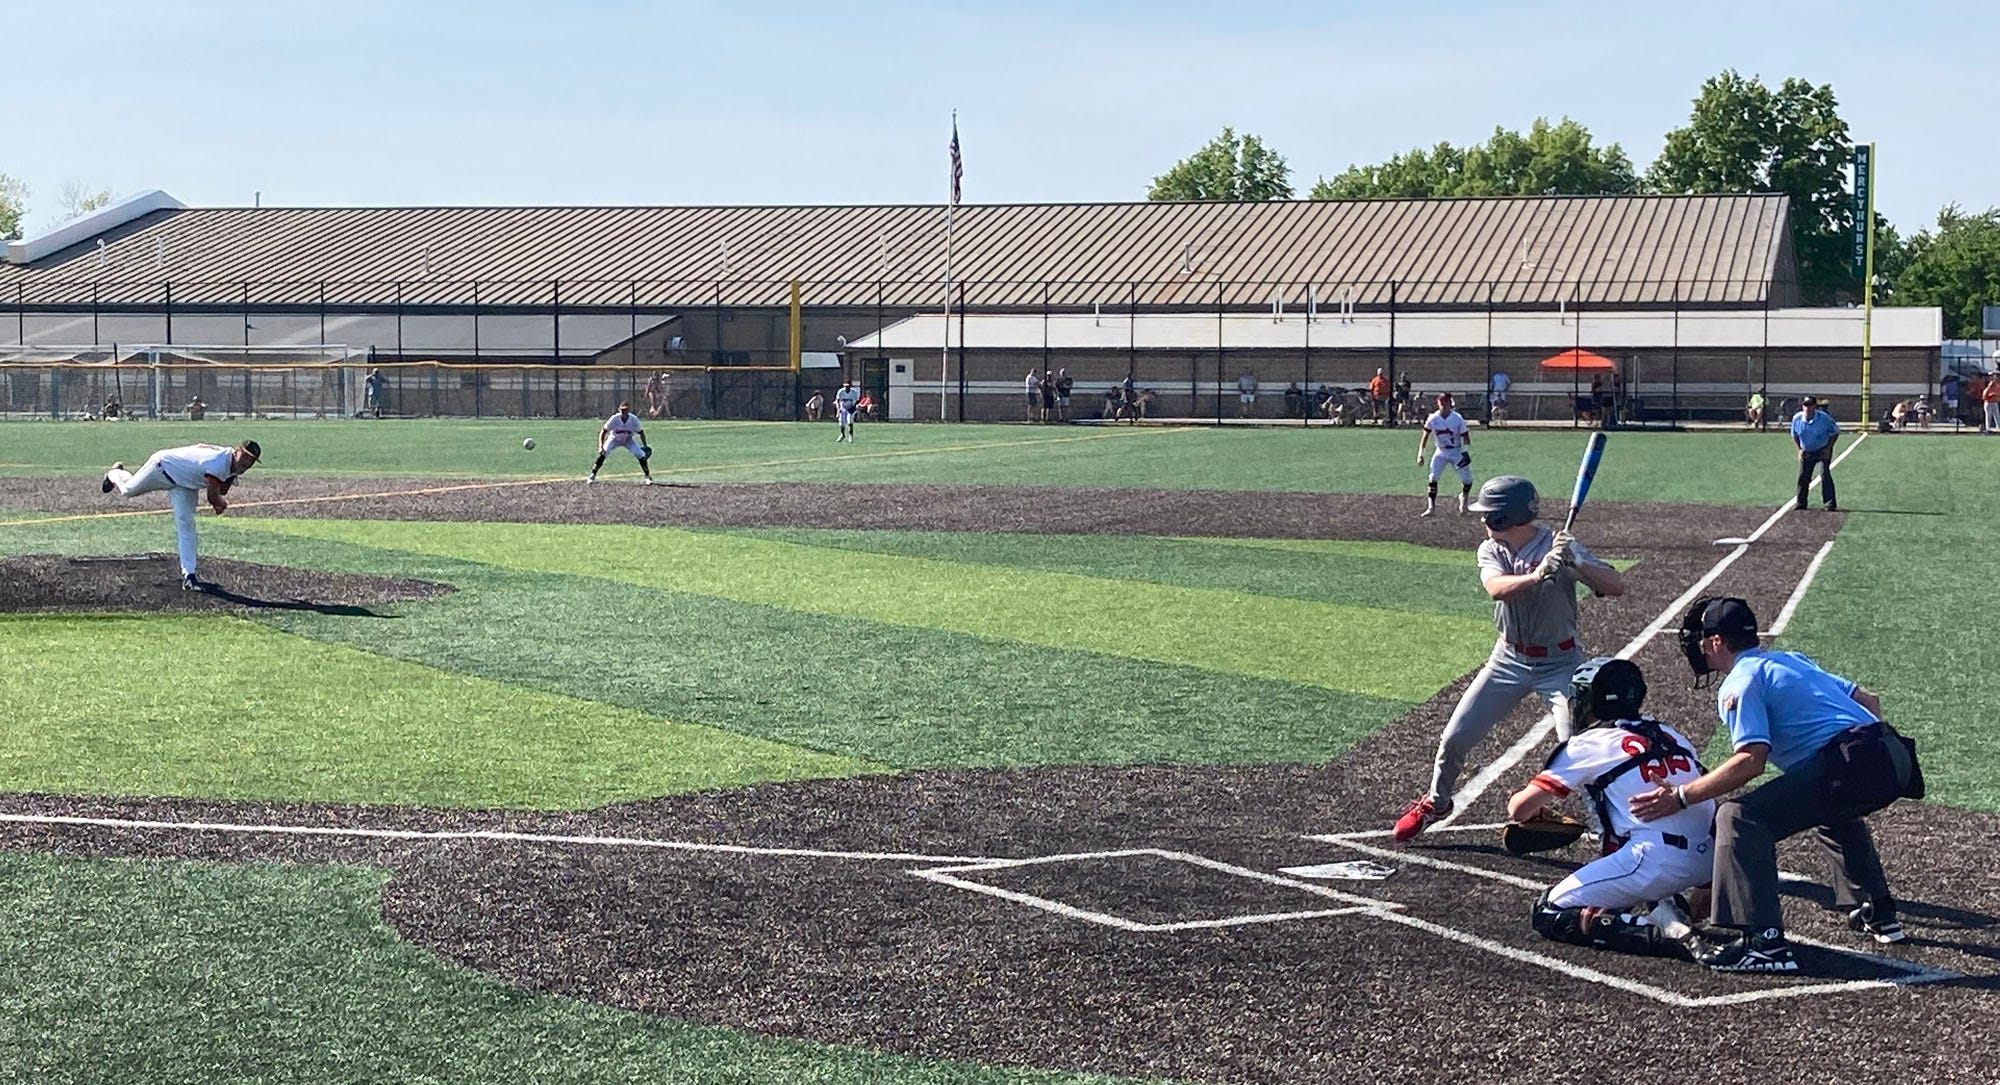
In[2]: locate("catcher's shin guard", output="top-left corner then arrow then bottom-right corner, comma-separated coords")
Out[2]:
1531,891 -> 1676,957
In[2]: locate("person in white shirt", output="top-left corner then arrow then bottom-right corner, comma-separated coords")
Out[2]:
833,380 -> 862,443
1237,370 -> 1258,417
1509,657 -> 1713,959
100,440 -> 261,590
587,403 -> 652,484
1024,370 -> 1042,423
1414,392 -> 1474,517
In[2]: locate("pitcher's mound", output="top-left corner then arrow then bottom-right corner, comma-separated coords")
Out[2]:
0,554 -> 450,616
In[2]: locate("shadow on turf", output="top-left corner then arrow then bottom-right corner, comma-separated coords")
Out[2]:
197,583 -> 397,618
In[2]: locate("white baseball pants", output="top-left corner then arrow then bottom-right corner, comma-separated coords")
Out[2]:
1548,835 -> 1713,910
108,457 -> 200,577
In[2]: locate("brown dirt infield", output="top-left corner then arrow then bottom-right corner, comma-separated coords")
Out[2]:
2,477 -> 1995,1083
0,553 -> 449,616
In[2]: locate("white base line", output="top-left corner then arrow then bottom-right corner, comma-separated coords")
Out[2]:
1436,433 -> 1868,826
1766,539 -> 1837,638
1308,826 -> 1959,1006
0,811 -> 994,865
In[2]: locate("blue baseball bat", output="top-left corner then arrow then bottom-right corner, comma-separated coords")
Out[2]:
1562,432 -> 1606,533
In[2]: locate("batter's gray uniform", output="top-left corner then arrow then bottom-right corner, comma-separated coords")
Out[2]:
1428,526 -> 1610,805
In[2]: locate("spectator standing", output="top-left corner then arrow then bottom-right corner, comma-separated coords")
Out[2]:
1056,369 -> 1074,422
1394,372 -> 1413,423
1237,370 -> 1258,418
644,371 -> 666,418
1040,368 -> 1057,422
1488,370 -> 1511,424
1368,368 -> 1391,424
1284,383 -> 1303,419
1790,395 -> 1839,512
1985,371 -> 2000,435
1024,369 -> 1041,423
363,367 -> 387,419
1940,374 -> 1960,425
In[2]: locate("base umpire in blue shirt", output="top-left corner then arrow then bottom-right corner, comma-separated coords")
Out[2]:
1791,395 -> 1840,511
1629,597 -> 1924,972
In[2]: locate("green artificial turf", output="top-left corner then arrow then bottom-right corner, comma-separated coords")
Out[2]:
0,613 -> 877,808
0,852 -> 1155,1085
236,518 -> 1494,702
0,417 -> 1858,504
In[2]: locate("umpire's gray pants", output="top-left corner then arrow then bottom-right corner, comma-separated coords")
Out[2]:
1429,645 -> 1579,807
1709,735 -> 1911,931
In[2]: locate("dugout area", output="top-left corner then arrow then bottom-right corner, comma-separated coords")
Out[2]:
2,470 -> 1995,1084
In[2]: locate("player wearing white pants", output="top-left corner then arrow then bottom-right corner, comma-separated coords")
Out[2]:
1393,475 -> 1626,841
833,380 -> 861,443
1509,657 -> 1714,958
587,403 -> 653,484
1415,392 -> 1473,517
101,440 -> 261,590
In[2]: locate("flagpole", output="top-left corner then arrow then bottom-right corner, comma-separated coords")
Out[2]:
941,110 -> 956,421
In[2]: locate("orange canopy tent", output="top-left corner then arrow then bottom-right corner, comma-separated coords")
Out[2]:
1539,349 -> 1617,371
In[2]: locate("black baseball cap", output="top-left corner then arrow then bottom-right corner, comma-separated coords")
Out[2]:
1800,395 -> 1818,406
1699,598 -> 1759,640
240,439 -> 261,461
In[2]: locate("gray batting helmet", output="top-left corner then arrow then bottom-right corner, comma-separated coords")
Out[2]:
1467,475 -> 1538,528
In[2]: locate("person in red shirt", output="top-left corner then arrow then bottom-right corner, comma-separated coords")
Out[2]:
1983,372 -> 2000,435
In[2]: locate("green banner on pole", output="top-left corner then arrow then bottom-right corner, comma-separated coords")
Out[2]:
1852,145 -> 1872,278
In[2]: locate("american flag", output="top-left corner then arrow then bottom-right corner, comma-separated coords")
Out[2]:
949,116 -> 963,206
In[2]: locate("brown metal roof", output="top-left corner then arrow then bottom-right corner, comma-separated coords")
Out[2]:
0,195 -> 1792,309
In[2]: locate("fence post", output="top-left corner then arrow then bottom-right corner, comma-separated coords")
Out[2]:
1386,280 -> 1399,429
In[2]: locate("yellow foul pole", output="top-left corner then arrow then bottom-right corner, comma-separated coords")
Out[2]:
1859,143 -> 1876,424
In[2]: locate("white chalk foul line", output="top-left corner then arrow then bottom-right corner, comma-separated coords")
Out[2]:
1766,539 -> 1837,639
1434,433 -> 1869,828
1307,828 -> 1959,1006
0,811 -> 994,865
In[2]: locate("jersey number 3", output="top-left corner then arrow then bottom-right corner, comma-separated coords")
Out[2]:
1621,734 -> 1693,784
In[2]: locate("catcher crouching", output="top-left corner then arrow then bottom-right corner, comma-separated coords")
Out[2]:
1506,657 -> 1711,958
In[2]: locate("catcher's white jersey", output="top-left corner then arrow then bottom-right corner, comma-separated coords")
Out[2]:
1424,410 -> 1468,453
1532,720 -> 1714,845
603,411 -> 643,438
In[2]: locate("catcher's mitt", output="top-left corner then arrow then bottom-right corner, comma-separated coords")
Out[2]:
1501,811 -> 1587,856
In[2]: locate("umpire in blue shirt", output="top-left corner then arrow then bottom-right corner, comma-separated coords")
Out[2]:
1790,395 -> 1840,511
1631,597 -> 1923,972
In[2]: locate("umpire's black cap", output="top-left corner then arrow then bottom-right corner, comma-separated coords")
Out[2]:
1699,597 -> 1759,640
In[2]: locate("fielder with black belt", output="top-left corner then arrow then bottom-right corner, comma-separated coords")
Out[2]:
100,440 -> 261,590
1393,475 -> 1627,840
1629,597 -> 1924,972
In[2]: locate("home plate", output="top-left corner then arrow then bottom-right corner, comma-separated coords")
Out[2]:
1280,860 -> 1398,881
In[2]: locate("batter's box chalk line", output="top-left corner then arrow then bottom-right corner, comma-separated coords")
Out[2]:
1294,823 -> 1960,1007
908,848 -> 1401,933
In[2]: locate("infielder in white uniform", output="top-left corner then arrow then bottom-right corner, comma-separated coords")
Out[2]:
1415,392 -> 1474,517
100,440 -> 261,591
1393,475 -> 1626,840
833,380 -> 861,443
587,403 -> 653,484
1510,657 -> 1711,958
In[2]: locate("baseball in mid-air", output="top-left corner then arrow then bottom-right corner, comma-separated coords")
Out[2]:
522,437 -> 536,451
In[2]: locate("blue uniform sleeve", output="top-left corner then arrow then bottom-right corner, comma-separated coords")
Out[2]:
1723,668 -> 1773,752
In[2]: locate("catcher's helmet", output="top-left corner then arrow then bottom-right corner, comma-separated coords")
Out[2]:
1467,475 -> 1539,529
1567,656 -> 1646,731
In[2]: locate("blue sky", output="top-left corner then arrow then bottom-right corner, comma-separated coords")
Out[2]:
7,0 -> 1990,233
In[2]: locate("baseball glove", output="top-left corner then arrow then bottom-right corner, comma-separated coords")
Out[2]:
1457,451 -> 1471,468
1501,811 -> 1588,856
640,444 -> 653,459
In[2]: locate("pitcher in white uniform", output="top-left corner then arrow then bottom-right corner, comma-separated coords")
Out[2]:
1509,657 -> 1712,958
1392,475 -> 1626,840
587,403 -> 653,484
1414,392 -> 1474,517
100,440 -> 261,590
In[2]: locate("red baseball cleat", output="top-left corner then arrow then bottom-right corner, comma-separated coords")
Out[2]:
1392,795 -> 1453,842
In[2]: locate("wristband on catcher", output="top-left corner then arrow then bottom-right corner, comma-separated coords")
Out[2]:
1673,785 -> 1688,810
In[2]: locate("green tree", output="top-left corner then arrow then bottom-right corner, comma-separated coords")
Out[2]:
1892,206 -> 2000,338
1149,127 -> 1293,201
0,172 -> 27,241
56,179 -> 113,222
1309,119 -> 1635,199
1647,72 -> 1862,303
